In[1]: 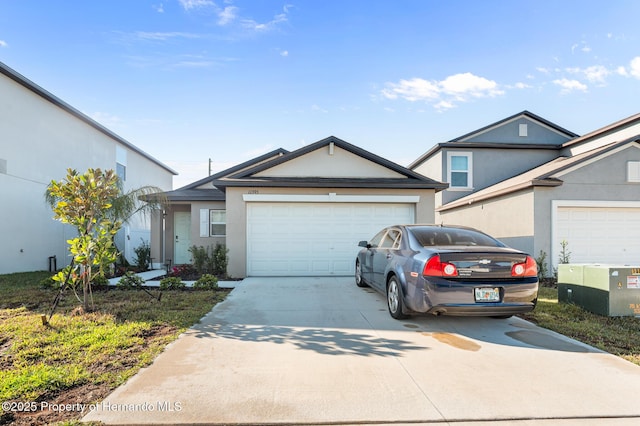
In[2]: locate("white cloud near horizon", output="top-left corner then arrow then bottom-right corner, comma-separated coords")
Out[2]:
381,72 -> 503,110
553,78 -> 588,93
0,40 -> 7,48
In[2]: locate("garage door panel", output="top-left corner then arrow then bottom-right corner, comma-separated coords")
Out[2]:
556,206 -> 640,265
247,202 -> 414,276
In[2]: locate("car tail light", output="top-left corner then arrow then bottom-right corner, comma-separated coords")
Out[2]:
511,256 -> 538,277
423,255 -> 458,277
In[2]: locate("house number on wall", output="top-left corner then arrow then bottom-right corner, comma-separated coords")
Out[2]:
247,190 -> 259,194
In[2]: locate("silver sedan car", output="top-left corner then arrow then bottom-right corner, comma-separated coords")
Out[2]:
355,224 -> 539,319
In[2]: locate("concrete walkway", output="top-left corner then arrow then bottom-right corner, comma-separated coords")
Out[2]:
84,277 -> 640,425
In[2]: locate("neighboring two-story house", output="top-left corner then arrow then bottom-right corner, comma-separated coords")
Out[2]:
411,111 -> 640,273
0,61 -> 176,274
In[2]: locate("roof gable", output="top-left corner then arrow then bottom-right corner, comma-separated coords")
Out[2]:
216,136 -> 447,190
410,111 -> 577,169
451,110 -> 578,143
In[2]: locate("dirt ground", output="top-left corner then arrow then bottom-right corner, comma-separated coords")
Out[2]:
1,325 -> 177,426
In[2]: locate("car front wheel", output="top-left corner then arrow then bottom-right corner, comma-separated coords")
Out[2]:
355,260 -> 367,287
387,275 -> 407,319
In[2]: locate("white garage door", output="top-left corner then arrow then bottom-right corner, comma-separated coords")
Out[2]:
555,206 -> 640,265
247,203 -> 415,276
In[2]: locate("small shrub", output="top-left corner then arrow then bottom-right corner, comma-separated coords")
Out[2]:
117,271 -> 145,290
213,243 -> 229,276
193,274 -> 219,290
133,239 -> 151,271
160,276 -> 185,291
535,250 -> 549,279
189,245 -> 208,275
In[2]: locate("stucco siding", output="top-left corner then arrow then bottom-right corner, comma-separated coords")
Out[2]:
254,145 -> 406,178
0,68 -> 173,273
439,148 -> 558,205
533,145 -> 640,271
412,151 -> 442,182
224,187 -> 435,278
461,117 -> 572,145
438,190 -> 535,252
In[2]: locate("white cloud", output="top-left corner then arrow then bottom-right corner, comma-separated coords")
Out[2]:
217,6 -> 238,25
566,65 -> 610,85
630,56 -> 640,79
311,104 -> 328,113
133,31 -> 201,41
512,82 -> 532,89
582,65 -> 609,83
381,78 -> 440,101
241,6 -> 289,32
178,0 -> 214,10
0,40 -> 7,48
536,67 -> 550,74
280,50 -> 289,57
153,3 -> 164,13
553,78 -> 588,94
381,72 -> 502,110
616,66 -> 628,77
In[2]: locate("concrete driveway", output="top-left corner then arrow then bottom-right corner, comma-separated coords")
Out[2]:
84,277 -> 640,425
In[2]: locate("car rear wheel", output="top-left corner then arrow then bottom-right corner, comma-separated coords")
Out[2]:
355,260 -> 368,287
387,275 -> 407,319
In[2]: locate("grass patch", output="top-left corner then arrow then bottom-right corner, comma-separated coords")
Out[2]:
520,286 -> 640,366
0,271 -> 229,425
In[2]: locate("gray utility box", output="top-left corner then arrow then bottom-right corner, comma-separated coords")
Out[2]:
558,264 -> 640,317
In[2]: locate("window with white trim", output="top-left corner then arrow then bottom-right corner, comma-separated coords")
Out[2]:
447,152 -> 472,190
200,209 -> 226,237
628,161 -> 640,182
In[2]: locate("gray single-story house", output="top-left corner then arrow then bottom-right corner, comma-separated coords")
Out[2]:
154,136 -> 447,278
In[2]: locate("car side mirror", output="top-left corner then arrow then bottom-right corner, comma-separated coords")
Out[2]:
358,240 -> 370,248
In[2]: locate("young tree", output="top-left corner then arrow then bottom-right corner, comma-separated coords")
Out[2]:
46,168 -> 166,311
46,168 -> 121,311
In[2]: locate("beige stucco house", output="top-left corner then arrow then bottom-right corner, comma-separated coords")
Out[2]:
0,61 -> 176,274
157,136 -> 446,278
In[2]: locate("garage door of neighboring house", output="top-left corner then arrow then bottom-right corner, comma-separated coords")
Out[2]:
553,202 -> 640,266
247,201 -> 415,276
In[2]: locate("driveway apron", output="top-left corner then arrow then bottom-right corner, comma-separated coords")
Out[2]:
84,277 -> 640,425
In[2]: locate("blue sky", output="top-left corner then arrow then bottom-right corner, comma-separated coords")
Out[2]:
2,0 -> 640,188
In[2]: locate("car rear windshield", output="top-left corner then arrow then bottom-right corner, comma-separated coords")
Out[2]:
411,227 -> 505,247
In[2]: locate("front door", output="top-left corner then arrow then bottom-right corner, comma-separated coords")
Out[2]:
174,212 -> 191,264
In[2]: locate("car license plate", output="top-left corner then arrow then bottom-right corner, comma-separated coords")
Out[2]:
475,287 -> 500,302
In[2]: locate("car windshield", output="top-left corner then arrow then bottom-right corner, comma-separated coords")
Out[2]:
411,227 -> 505,247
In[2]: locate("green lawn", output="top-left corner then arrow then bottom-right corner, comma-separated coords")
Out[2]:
520,286 -> 640,366
0,271 -> 228,425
